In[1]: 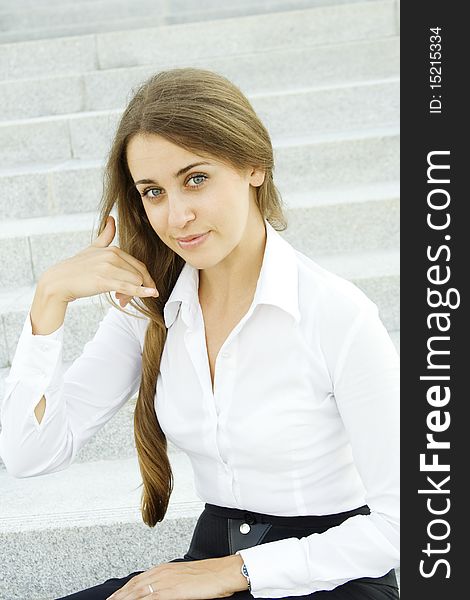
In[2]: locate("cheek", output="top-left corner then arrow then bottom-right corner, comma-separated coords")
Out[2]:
208,190 -> 242,222
144,205 -> 167,234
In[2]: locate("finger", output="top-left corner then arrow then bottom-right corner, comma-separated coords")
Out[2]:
92,216 -> 115,248
101,265 -> 159,298
109,567 -> 168,600
107,579 -> 154,600
107,246 -> 158,292
106,279 -> 158,299
121,283 -> 159,298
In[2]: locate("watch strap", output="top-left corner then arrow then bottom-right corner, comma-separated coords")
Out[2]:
236,551 -> 251,592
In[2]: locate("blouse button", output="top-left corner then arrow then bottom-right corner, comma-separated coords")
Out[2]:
240,523 -> 251,534
221,351 -> 230,358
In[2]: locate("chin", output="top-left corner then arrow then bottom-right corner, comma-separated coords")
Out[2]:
184,255 -> 222,270
177,246 -> 227,269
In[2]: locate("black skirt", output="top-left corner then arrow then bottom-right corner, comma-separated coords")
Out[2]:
56,503 -> 399,599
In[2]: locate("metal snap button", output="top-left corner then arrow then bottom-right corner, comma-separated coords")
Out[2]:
239,522 -> 251,534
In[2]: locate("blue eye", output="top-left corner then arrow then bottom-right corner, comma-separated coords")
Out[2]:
143,188 -> 160,199
140,173 -> 208,201
189,174 -> 207,186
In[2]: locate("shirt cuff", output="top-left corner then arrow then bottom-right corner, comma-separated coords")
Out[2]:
3,310 -> 65,422
236,537 -> 315,598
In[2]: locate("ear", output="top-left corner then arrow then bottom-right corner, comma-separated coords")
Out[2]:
249,166 -> 266,187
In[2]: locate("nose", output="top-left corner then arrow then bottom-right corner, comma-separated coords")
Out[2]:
167,192 -> 195,230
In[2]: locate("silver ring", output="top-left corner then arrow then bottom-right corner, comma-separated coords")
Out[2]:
148,583 -> 155,594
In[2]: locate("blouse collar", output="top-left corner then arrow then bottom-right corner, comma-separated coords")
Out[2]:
163,218 -> 300,329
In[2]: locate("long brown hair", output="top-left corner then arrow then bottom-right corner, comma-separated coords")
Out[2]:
95,67 -> 287,527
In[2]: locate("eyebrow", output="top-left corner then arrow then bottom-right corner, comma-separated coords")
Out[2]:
134,162 -> 212,186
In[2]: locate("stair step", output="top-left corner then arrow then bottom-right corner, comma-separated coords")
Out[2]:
0,131 -> 399,221
0,454 -> 204,599
0,2 -> 396,80
0,40 -> 399,120
282,183 -> 399,254
0,83 -> 399,166
0,1 -> 383,44
313,248 -> 399,331
286,194 -> 399,255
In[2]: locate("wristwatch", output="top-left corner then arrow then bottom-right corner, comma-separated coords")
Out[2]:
236,551 -> 251,592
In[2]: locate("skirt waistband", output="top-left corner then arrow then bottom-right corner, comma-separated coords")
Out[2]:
203,503 -> 371,528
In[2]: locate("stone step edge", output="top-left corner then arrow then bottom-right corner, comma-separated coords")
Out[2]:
0,0 -> 376,23
0,46 -> 399,95
0,86 -> 398,126
314,247 -> 399,279
0,499 -> 205,534
0,1 -> 394,51
0,125 -> 400,178
0,76 -> 399,126
0,454 -> 204,533
0,181 -> 400,237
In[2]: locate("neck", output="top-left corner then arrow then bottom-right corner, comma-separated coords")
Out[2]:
198,214 -> 267,309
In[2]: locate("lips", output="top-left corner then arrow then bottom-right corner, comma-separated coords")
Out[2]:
176,231 -> 211,249
177,233 -> 206,241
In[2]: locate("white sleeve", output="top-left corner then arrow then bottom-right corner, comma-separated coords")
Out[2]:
0,302 -> 146,478
236,301 -> 400,598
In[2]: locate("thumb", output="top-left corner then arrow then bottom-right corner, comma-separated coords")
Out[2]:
93,216 -> 115,248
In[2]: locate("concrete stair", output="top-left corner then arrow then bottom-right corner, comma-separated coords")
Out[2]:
0,0 -> 395,44
0,130 -> 399,220
0,1 -> 400,598
0,454 -> 204,599
0,1 -> 396,73
1,41 -> 399,120
0,85 -> 399,166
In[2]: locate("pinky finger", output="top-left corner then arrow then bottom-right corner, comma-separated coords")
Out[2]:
136,286 -> 159,298
111,281 -> 159,300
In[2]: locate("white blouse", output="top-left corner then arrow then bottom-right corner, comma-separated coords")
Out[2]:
0,218 -> 399,598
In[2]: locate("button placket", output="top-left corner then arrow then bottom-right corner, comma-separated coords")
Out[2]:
183,307 -> 219,442
214,339 -> 238,441
214,338 -> 241,503
184,328 -> 209,398
198,300 -> 252,503
213,351 -> 228,413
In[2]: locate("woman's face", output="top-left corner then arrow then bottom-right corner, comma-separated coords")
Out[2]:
126,133 -> 265,269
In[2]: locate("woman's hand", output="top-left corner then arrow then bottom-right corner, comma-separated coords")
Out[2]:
106,555 -> 247,600
40,215 -> 159,306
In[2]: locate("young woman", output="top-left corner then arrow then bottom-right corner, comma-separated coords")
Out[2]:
0,68 -> 399,599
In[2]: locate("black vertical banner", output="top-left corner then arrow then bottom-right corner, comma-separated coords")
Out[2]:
401,2 -> 466,598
